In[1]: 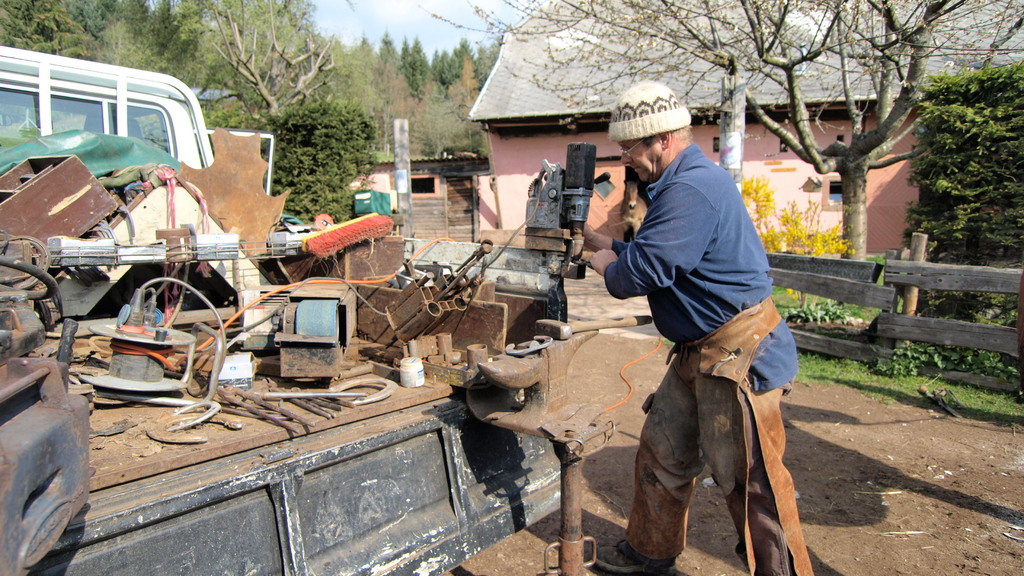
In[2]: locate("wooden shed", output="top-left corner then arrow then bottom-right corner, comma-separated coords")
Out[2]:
368,155 -> 490,243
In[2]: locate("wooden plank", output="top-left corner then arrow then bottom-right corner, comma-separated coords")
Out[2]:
445,176 -> 476,242
412,196 -> 448,239
916,367 -> 1019,393
875,312 -> 1018,356
791,329 -> 892,363
770,269 -> 897,311
884,260 -> 1022,293
768,253 -> 882,283
88,380 -> 453,491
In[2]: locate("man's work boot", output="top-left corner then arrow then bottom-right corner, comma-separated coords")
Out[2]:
594,540 -> 678,575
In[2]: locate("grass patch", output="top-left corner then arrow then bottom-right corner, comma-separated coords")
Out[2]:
796,351 -> 1024,428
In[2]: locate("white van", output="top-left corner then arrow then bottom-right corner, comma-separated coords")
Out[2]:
0,45 -> 214,168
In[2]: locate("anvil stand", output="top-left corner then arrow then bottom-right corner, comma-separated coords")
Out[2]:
466,329 -> 614,576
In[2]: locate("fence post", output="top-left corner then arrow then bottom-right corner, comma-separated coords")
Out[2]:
901,233 -> 928,316
1018,269 -> 1024,394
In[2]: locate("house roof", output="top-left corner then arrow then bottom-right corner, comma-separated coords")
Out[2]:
469,3 -> 854,122
471,0 -> 1023,123
469,10 -> 691,122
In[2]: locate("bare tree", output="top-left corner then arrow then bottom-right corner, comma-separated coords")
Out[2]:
210,0 -> 334,117
492,0 -> 1024,259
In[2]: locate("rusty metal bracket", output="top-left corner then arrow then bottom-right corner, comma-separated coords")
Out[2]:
386,240 -> 493,343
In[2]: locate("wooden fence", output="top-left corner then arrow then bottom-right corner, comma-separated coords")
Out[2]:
768,253 -> 1021,392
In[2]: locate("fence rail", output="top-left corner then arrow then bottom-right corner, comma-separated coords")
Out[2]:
769,252 -> 1021,392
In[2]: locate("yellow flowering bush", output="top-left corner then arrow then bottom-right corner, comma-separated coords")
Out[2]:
741,176 -> 848,257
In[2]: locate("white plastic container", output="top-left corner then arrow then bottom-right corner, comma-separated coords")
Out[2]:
399,357 -> 425,388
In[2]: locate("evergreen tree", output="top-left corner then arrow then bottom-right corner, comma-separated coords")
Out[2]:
379,33 -> 398,66
431,49 -> 461,90
271,100 -> 377,222
472,40 -> 499,89
399,38 -> 430,99
65,0 -> 118,42
452,39 -> 473,71
907,62 -> 1024,265
0,0 -> 89,57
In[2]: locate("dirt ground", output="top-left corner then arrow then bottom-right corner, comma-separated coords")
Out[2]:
445,277 -> 1024,576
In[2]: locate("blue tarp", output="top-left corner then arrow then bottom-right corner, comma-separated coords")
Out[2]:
0,130 -> 180,177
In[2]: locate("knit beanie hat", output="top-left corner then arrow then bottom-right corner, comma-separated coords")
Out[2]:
608,81 -> 691,142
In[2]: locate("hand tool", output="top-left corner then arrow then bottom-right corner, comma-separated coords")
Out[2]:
534,316 -> 653,340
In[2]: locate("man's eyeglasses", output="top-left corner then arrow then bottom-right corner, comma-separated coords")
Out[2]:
619,139 -> 646,157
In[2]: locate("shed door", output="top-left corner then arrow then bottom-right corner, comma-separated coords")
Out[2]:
445,176 -> 476,242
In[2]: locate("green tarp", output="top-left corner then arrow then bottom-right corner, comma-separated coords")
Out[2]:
0,130 -> 180,178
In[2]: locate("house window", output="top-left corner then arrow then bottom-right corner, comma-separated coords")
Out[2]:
713,137 -> 720,152
827,180 -> 843,206
411,176 -> 437,194
836,134 -> 845,143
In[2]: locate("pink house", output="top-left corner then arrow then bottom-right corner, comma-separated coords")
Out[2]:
469,27 -> 918,255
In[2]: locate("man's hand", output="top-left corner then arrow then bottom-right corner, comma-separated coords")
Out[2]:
583,224 -> 613,252
589,249 -> 617,276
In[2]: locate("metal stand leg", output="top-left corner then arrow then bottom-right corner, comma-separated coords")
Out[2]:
545,440 -> 596,576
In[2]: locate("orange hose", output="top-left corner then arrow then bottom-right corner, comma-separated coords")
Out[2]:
604,338 -> 663,412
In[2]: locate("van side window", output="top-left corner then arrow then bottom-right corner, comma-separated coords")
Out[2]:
112,103 -> 173,155
52,96 -> 104,134
0,88 -> 41,147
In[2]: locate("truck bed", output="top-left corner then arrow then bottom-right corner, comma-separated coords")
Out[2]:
34,381 -> 561,576
8,236 -> 573,576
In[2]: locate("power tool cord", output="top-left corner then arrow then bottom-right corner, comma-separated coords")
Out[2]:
605,337 -> 663,413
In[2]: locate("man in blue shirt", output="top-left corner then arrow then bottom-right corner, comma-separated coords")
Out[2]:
587,81 -> 814,576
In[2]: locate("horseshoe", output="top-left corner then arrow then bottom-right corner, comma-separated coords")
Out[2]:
506,335 -> 554,357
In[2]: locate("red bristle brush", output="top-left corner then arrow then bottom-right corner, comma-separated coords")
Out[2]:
302,213 -> 395,258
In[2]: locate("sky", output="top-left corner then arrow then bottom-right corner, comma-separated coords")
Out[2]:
312,0 -> 523,56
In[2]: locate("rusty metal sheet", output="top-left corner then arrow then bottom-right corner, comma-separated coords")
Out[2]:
178,128 -> 289,248
497,292 -> 548,346
357,285 -> 508,354
0,156 -> 117,239
345,236 -> 405,280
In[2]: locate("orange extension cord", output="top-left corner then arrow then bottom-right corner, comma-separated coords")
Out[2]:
110,340 -> 179,370
604,338 -> 663,412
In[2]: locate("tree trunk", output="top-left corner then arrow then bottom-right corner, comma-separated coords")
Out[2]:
841,162 -> 870,260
